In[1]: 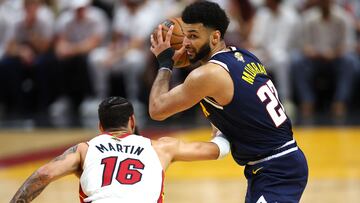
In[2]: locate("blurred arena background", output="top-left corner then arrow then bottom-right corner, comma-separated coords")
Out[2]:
0,0 -> 359,202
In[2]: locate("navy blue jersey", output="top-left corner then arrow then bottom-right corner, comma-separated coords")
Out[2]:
200,47 -> 294,165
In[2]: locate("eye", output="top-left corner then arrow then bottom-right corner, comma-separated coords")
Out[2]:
188,34 -> 197,39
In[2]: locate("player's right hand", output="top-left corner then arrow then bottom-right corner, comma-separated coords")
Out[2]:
150,24 -> 173,57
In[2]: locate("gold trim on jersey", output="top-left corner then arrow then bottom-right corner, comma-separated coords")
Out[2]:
204,97 -> 224,110
200,102 -> 210,117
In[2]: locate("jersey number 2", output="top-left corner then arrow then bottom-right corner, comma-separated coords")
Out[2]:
257,80 -> 287,127
101,157 -> 144,187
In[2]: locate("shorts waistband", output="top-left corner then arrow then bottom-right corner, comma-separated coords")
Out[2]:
247,139 -> 298,166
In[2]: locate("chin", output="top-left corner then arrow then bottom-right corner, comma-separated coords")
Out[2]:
189,58 -> 197,64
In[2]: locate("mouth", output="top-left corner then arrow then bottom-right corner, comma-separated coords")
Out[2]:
186,49 -> 195,57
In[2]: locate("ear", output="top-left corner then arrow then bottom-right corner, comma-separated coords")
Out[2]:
129,115 -> 136,133
211,30 -> 221,45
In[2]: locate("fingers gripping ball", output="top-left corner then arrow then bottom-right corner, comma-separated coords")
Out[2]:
153,17 -> 190,68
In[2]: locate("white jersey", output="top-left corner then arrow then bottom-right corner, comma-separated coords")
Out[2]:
80,133 -> 164,203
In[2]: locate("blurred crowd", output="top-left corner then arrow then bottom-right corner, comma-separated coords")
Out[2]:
0,0 -> 359,128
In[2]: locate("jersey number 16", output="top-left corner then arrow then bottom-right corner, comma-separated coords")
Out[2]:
101,157 -> 144,187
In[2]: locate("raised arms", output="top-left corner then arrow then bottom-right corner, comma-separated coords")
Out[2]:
149,24 -> 233,121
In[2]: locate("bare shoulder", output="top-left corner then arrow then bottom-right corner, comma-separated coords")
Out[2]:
77,142 -> 89,162
77,142 -> 89,152
184,63 -> 230,91
187,63 -> 228,81
186,63 -> 233,105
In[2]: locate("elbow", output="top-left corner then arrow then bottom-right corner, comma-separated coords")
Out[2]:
37,166 -> 54,181
149,108 -> 167,121
148,103 -> 168,121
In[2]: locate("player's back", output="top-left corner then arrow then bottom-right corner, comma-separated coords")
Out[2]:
201,47 -> 295,165
80,133 -> 164,203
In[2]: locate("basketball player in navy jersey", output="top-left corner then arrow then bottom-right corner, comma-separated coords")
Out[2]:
149,1 -> 308,202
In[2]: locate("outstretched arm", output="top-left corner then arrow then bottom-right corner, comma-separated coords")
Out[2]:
172,133 -> 230,162
10,143 -> 87,203
173,139 -> 222,161
153,134 -> 230,169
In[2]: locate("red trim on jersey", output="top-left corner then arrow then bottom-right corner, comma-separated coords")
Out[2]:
116,133 -> 131,139
101,132 -> 132,139
79,184 -> 89,203
157,170 -> 165,203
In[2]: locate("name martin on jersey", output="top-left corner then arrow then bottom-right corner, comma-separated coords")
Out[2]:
95,143 -> 145,156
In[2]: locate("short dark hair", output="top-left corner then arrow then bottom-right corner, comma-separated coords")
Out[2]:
98,97 -> 134,131
182,1 -> 229,39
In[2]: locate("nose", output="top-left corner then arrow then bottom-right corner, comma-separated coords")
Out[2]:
183,37 -> 190,47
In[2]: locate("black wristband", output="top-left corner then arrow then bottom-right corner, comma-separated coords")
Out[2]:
157,48 -> 175,70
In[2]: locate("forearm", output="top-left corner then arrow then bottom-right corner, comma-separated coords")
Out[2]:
10,170 -> 50,203
149,70 -> 172,120
175,135 -> 230,161
334,46 -> 345,57
5,41 -> 19,56
174,141 -> 220,161
32,39 -> 51,53
75,36 -> 101,55
30,34 -> 51,53
10,144 -> 82,203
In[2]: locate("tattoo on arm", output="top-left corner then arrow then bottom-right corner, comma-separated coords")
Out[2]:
10,171 -> 50,203
10,145 -> 79,203
52,144 -> 78,162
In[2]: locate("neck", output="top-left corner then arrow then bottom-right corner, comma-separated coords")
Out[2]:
213,41 -> 227,53
200,42 -> 227,64
107,129 -> 131,136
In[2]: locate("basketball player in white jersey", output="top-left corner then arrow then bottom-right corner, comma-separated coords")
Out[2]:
10,96 -> 229,203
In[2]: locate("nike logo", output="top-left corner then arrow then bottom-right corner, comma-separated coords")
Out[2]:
252,167 -> 263,175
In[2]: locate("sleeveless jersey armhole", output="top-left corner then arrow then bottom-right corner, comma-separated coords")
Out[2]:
207,59 -> 236,108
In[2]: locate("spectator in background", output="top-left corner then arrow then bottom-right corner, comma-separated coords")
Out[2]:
291,0 -> 357,122
0,0 -> 54,123
352,1 -> 360,68
0,0 -> 16,117
0,0 -> 16,60
54,0 -> 108,126
339,0 -> 360,68
0,0 -> 26,121
92,0 -> 116,19
247,0 -> 300,118
89,0 -> 163,127
338,0 -> 360,109
225,0 -> 256,48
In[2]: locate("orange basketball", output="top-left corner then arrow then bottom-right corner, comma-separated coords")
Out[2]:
153,17 -> 190,68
